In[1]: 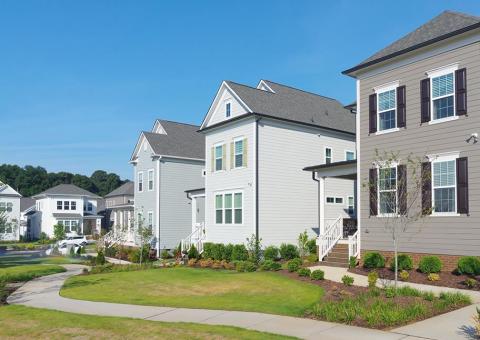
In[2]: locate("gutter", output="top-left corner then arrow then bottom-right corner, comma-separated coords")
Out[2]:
255,117 -> 261,241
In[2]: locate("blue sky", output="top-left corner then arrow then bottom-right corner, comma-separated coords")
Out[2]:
1,0 -> 479,179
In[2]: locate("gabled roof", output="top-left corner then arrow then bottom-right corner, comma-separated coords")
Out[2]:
201,80 -> 355,134
33,184 -> 100,199
0,182 -> 22,198
344,11 -> 480,75
20,197 -> 36,212
105,181 -> 134,198
132,120 -> 205,161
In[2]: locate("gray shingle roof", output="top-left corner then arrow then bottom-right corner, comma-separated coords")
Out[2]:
142,120 -> 205,160
33,184 -> 100,198
105,181 -> 134,198
20,197 -> 36,211
345,11 -> 480,74
221,80 -> 355,134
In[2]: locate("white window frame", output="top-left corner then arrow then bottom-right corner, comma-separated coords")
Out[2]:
324,147 -> 332,164
71,201 -> 76,211
57,200 -> 63,210
63,201 -> 70,211
233,137 -> 245,169
214,190 -> 243,225
374,81 -> 399,134
87,202 -> 93,211
377,163 -> 398,217
428,152 -> 460,216
427,64 -> 458,125
325,196 -> 344,205
348,196 -> 355,215
138,171 -> 144,192
345,150 -> 355,161
148,211 -> 153,227
59,219 -> 79,233
148,169 -> 154,191
214,143 -> 224,172
225,100 -> 232,118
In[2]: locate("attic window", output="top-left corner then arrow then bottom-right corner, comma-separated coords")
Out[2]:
226,102 -> 231,118
143,141 -> 147,151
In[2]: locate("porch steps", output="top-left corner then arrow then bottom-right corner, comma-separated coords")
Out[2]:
322,243 -> 349,268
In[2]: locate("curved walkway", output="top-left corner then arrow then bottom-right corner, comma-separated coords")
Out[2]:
7,265 -> 403,340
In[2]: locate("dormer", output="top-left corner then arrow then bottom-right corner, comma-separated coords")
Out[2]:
152,120 -> 168,134
256,80 -> 275,93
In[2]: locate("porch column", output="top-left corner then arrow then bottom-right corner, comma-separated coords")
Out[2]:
119,211 -> 124,228
113,211 -> 117,228
319,176 -> 325,236
191,196 -> 197,233
127,210 -> 131,230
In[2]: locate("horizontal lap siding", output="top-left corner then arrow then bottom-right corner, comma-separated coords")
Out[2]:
359,41 -> 480,256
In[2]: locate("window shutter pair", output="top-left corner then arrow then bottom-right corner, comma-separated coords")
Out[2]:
421,68 -> 467,122
368,86 -> 406,133
421,158 -> 469,215
222,144 -> 227,170
243,138 -> 248,167
210,147 -> 215,173
369,168 -> 378,216
369,165 -> 407,216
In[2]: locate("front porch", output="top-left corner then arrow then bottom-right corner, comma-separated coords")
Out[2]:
304,160 -> 359,266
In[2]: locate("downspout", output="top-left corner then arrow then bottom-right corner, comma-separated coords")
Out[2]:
255,117 -> 261,241
311,172 -> 320,236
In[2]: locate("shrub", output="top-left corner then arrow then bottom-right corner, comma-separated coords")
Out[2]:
221,260 -> 234,270
245,261 -> 257,272
211,260 -> 223,269
69,246 -> 75,257
246,234 -> 263,265
199,259 -> 213,268
367,271 -> 378,288
418,256 -> 442,274
224,244 -> 234,262
427,273 -> 440,281
129,246 -> 151,263
260,260 -> 281,271
399,270 -> 410,281
235,261 -> 246,272
298,230 -> 309,257
96,250 -> 106,265
187,245 -> 199,259
465,278 -> 477,289
297,268 -> 311,277
231,244 -> 248,261
263,246 -> 279,261
349,256 -> 357,268
202,242 -> 214,259
161,249 -> 170,259
305,253 -> 318,264
211,243 -> 225,261
310,269 -> 324,280
457,256 -> 480,276
287,258 -> 302,272
422,291 -> 435,301
82,268 -> 89,275
187,259 -> 197,267
105,246 -> 117,258
385,286 -> 396,298
390,254 -> 413,271
306,239 -> 317,254
38,232 -> 49,244
279,243 -> 299,260
341,275 -> 354,286
363,252 -> 385,269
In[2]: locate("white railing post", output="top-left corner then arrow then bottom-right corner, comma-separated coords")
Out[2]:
318,216 -> 343,261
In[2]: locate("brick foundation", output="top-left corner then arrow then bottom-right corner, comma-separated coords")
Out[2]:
360,249 -> 462,272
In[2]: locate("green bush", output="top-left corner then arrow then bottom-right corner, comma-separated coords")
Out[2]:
349,256 -> 357,268
260,260 -> 281,271
399,270 -> 410,281
385,286 -> 396,298
128,246 -> 151,264
418,256 -> 442,274
279,243 -> 299,260
234,261 -> 246,272
457,256 -> 480,275
363,252 -> 385,269
202,242 -> 214,259
211,243 -> 225,261
105,246 -> 117,258
245,261 -> 257,272
96,250 -> 106,265
187,245 -> 199,259
390,254 -> 413,271
306,239 -> 317,254
160,249 -> 170,259
224,244 -> 234,261
465,278 -> 477,289
306,253 -> 318,263
287,258 -> 302,272
297,268 -> 311,277
263,246 -> 279,261
367,271 -> 378,288
231,244 -> 248,261
310,269 -> 324,280
341,275 -> 354,286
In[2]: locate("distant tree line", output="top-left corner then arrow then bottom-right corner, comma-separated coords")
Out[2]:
0,164 -> 128,197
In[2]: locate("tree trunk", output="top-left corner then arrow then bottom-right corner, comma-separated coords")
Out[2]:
394,235 -> 398,290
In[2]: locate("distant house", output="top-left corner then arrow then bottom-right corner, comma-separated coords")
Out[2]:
0,182 -> 22,241
104,181 -> 134,233
19,197 -> 36,240
31,184 -> 103,238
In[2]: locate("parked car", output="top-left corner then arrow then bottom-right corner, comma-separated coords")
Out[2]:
45,243 -> 80,256
59,235 -> 87,247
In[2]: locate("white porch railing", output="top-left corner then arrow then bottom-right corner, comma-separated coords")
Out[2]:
318,216 -> 343,261
348,230 -> 360,259
181,223 -> 206,254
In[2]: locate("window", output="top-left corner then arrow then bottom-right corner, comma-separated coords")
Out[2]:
148,211 -> 153,227
87,202 -> 93,211
64,201 -> 70,210
335,197 -> 343,204
71,201 -> 76,210
345,151 -> 355,161
215,192 -> 242,224
326,197 -> 334,203
348,196 -> 355,215
148,169 -> 154,191
378,167 -> 397,215
234,139 -> 244,168
431,72 -> 454,120
57,201 -> 62,210
59,220 -> 79,233
6,203 -> 12,212
326,197 -> 343,205
432,160 -> 456,213
226,102 -> 231,118
325,148 -> 332,164
138,172 -> 144,192
377,89 -> 396,131
215,145 -> 223,171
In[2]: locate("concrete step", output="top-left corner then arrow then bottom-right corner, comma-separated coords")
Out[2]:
325,255 -> 349,263
320,261 -> 349,268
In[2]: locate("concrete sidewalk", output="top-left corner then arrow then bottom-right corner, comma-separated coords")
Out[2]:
7,264 -> 408,340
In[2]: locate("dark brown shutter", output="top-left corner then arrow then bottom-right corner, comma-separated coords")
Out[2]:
420,78 -> 431,123
421,162 -> 432,215
397,85 -> 406,128
455,68 -> 467,116
369,168 -> 378,216
369,94 -> 377,134
457,157 -> 469,214
397,164 -> 407,215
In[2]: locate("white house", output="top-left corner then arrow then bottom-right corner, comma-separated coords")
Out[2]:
189,80 -> 356,250
0,182 -> 22,241
30,184 -> 102,238
19,197 -> 36,240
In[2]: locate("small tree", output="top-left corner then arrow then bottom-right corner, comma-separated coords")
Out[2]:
246,234 -> 262,265
364,150 -> 430,289
53,223 -> 66,241
298,230 -> 309,258
134,212 -> 153,265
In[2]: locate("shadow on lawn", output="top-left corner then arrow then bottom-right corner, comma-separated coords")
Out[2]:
62,278 -> 107,289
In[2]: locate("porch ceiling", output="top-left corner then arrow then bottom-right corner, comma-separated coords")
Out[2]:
303,160 -> 357,179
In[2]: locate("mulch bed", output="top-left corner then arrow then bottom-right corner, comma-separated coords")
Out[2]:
349,266 -> 480,291
0,282 -> 23,305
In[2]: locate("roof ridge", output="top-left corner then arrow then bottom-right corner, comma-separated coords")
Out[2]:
156,119 -> 200,128
444,10 -> 480,21
261,80 -> 342,103
225,80 -> 275,94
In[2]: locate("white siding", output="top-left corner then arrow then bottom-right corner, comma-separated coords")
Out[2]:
0,195 -> 21,241
207,87 -> 249,126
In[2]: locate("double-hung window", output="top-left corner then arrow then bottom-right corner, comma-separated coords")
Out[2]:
215,192 -> 243,224
345,151 -> 355,161
377,88 -> 396,131
224,194 -> 233,224
378,167 -> 397,215
234,139 -> 244,168
325,148 -> 332,164
226,102 -> 231,118
57,201 -> 62,210
138,172 -> 144,192
148,211 -> 153,227
215,194 -> 223,224
215,145 -> 223,171
431,72 -> 454,120
432,160 -> 456,213
348,196 -> 355,215
148,169 -> 154,191
71,201 -> 76,210
64,201 -> 70,210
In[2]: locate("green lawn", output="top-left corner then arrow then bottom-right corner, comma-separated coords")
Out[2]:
0,305 -> 294,340
61,267 -> 323,316
0,253 -> 85,268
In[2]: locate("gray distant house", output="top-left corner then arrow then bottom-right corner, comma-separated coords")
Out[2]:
129,120 -> 205,254
103,181 -> 134,232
